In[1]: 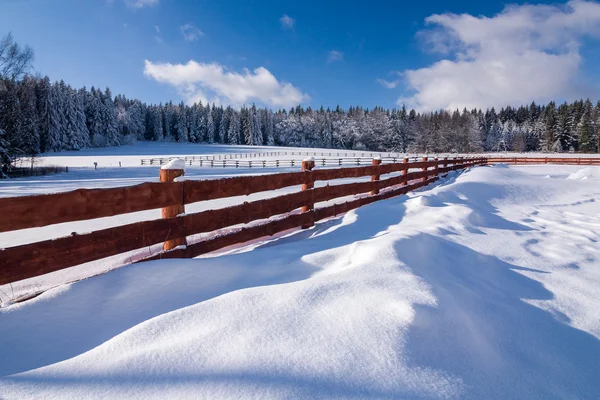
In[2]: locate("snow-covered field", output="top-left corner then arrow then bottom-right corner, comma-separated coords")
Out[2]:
1,161 -> 599,399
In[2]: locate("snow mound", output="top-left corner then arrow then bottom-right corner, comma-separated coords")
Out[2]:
160,158 -> 186,170
566,167 -> 600,180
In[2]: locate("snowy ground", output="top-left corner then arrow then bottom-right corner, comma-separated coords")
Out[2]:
1,164 -> 599,399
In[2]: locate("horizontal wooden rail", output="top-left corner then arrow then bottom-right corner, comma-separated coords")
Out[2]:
1,156 -> 487,285
0,182 -> 182,233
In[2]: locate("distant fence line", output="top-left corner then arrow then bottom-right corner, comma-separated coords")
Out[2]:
0,156 -> 485,286
140,150 -> 406,166
143,157 -> 422,168
486,157 -> 600,165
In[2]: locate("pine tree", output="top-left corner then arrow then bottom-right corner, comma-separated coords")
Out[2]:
101,88 -> 119,146
227,109 -> 241,145
206,105 -> 215,143
0,126 -> 8,174
219,106 -> 231,144
241,106 -> 253,145
153,105 -> 164,141
176,102 -> 188,142
86,87 -> 105,147
0,79 -> 23,164
251,104 -> 262,146
17,75 -> 40,157
578,100 -> 594,153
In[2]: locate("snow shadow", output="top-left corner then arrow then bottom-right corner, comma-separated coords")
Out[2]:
396,233 -> 600,399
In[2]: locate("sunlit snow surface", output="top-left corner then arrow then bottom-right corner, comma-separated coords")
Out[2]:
1,147 -> 599,398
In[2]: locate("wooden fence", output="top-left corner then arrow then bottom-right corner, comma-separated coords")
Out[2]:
140,150 -> 406,166
0,156 -> 486,285
487,156 -> 600,165
142,156 -> 423,169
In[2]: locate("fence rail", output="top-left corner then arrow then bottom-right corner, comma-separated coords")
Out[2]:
0,156 -> 486,285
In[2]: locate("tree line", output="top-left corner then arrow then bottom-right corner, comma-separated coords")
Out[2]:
1,34 -> 600,175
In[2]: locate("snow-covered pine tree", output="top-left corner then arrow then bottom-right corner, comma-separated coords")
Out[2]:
176,102 -> 188,142
555,102 -> 571,151
86,87 -> 105,147
0,126 -> 8,174
128,100 -> 145,140
241,106 -> 253,145
73,88 -> 91,149
212,104 -> 222,143
227,109 -> 241,145
206,105 -> 215,143
101,88 -> 120,146
541,102 -> 557,152
17,75 -> 41,158
219,106 -> 231,144
577,99 -> 594,153
0,79 -> 23,164
153,105 -> 164,141
251,104 -> 262,146
35,76 -> 52,153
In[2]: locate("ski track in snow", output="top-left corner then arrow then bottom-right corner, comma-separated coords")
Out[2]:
1,153 -> 600,398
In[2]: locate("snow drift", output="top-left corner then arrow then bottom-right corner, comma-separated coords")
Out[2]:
1,165 -> 599,399
566,167 -> 600,180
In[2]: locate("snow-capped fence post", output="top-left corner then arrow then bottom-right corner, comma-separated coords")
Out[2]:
159,159 -> 187,251
401,157 -> 409,186
434,157 -> 439,178
370,157 -> 382,195
421,156 -> 428,183
301,157 -> 315,229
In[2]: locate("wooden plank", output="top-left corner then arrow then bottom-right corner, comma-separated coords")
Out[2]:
0,216 -> 186,286
313,181 -> 377,203
183,172 -> 307,204
0,181 -> 183,233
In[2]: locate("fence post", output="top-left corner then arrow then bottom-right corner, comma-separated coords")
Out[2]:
434,157 -> 439,178
301,158 -> 315,229
421,156 -> 428,183
401,157 -> 409,186
159,161 -> 186,251
370,157 -> 382,195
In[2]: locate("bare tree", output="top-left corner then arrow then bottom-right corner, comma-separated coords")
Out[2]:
0,32 -> 34,80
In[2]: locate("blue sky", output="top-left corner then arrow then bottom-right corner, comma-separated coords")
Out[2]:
2,0 -> 600,110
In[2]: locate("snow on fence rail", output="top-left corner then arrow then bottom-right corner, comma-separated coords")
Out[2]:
0,157 -> 484,285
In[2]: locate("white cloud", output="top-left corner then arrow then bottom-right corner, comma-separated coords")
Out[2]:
327,50 -> 343,63
154,25 -> 160,33
125,0 -> 158,8
280,14 -> 295,30
400,0 -> 600,111
180,24 -> 204,41
143,60 -> 310,108
377,73 -> 402,89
